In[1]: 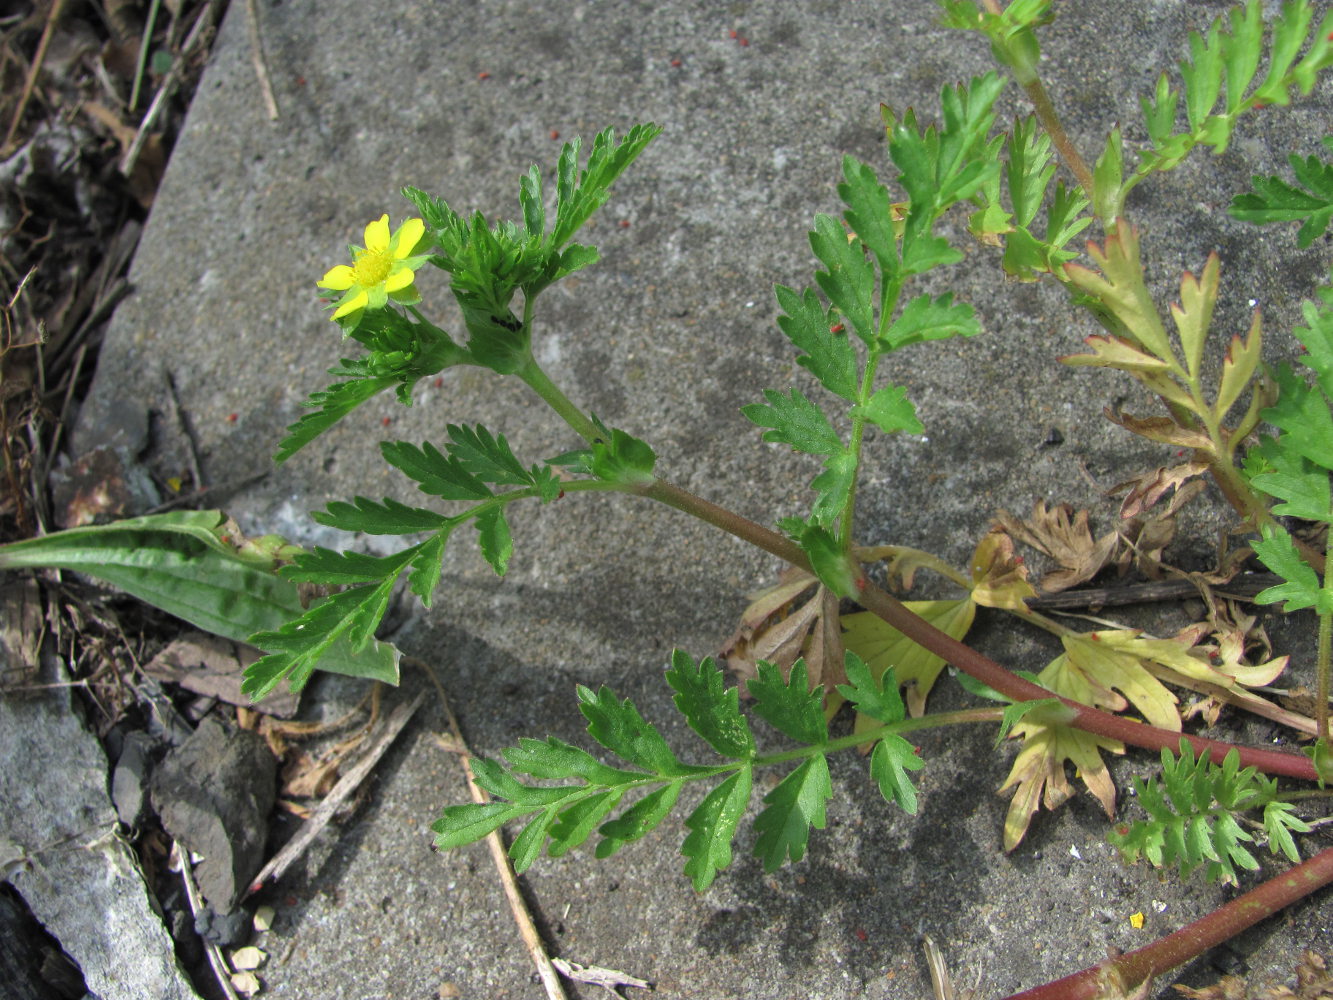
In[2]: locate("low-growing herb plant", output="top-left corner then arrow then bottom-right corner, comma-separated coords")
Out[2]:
5,1 -> 1333,996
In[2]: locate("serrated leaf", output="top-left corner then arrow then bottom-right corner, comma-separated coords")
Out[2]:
747,659 -> 828,745
1063,227 -> 1177,366
1060,631 -> 1181,732
471,756 -> 577,806
838,155 -> 899,275
773,284 -> 858,401
1231,151 -> 1333,248
1263,364 -> 1333,471
588,426 -> 657,485
407,532 -> 448,605
275,377 -> 397,463
835,651 -> 905,725
752,756 -> 832,871
995,698 -> 1074,745
504,737 -> 646,785
1262,800 -> 1310,862
445,423 -> 531,485
852,385 -> 923,435
1214,311 -> 1262,421
1092,126 -> 1124,222
548,789 -> 627,857
741,388 -> 843,455
474,506 -> 513,576
1252,523 -> 1330,613
869,736 -> 923,814
682,770 -> 751,891
665,650 -> 755,759
810,213 -> 875,345
842,598 -> 977,718
882,293 -> 979,350
431,800 -> 533,850
577,686 -> 702,777
550,123 -> 663,248
381,440 -> 493,500
596,781 -> 682,859
1170,253 -> 1219,381
313,496 -> 451,535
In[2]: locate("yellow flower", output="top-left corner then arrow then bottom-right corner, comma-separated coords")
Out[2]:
317,215 -> 430,324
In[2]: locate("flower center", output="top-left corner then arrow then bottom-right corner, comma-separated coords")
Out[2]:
352,247 -> 393,287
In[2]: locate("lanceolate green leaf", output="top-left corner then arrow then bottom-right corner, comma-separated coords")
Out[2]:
596,781 -> 683,859
577,686 -> 706,777
0,511 -> 398,699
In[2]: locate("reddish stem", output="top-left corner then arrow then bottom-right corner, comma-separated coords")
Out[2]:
1006,847 -> 1333,1000
639,478 -> 1318,782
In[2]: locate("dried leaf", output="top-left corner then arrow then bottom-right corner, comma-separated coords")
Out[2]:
721,570 -> 845,695
993,502 -> 1120,593
1112,460 -> 1210,519
1174,978 -> 1246,1000
1103,409 -> 1215,451
1000,717 -> 1121,851
143,631 -> 300,718
282,751 -> 341,799
0,576 -> 43,690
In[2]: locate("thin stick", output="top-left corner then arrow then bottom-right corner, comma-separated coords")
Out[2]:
408,656 -> 569,1000
246,690 -> 425,894
245,0 -> 280,120
2,0 -> 70,155
164,369 -> 205,491
175,839 -> 244,1000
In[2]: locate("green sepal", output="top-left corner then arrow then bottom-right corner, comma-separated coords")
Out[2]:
747,659 -> 828,746
682,770 -> 751,891
752,755 -> 832,872
665,650 -> 755,759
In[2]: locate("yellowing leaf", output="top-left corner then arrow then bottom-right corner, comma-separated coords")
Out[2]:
1102,410 -> 1214,451
1214,311 -> 1263,422
1063,227 -> 1177,367
1110,460 -> 1209,519
842,598 -> 976,718
1061,632 -> 1181,732
1000,716 -> 1121,851
968,529 -> 1037,609
721,569 -> 845,696
1170,253 -> 1220,380
1060,334 -> 1173,373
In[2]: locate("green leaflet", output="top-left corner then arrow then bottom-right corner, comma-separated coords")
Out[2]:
747,659 -> 828,746
682,771 -> 751,891
753,756 -> 833,872
665,651 -> 755,759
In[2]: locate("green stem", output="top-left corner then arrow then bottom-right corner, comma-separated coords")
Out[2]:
839,351 -> 882,551
630,477 -> 1319,782
516,359 -> 602,444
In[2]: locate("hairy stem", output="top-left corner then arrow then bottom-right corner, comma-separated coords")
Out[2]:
633,477 -> 1319,781
1004,846 -> 1333,1000
516,359 -> 602,444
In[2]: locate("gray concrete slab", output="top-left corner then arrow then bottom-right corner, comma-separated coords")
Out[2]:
70,1 -> 1333,998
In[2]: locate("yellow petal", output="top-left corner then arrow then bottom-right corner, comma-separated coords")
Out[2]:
317,264 -> 356,290
394,217 -> 426,257
331,289 -> 369,319
383,268 -> 416,293
363,214 -> 390,252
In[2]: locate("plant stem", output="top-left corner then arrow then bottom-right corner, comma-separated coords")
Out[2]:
632,477 -> 1319,782
1004,846 -> 1333,1000
1319,520 -> 1332,745
516,358 -> 602,444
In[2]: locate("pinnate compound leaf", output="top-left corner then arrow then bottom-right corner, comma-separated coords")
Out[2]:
577,686 -> 704,777
682,770 -> 751,891
665,650 -> 755,759
1263,364 -> 1333,472
596,782 -> 682,859
869,736 -> 923,814
773,284 -> 858,401
550,123 -> 663,248
753,756 -> 832,871
747,659 -> 828,745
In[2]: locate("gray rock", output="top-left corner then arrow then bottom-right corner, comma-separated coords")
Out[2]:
111,730 -> 157,830
150,717 -> 276,913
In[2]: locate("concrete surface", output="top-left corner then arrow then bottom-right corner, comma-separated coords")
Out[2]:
68,1 -> 1333,997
